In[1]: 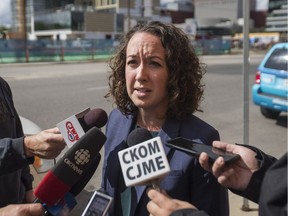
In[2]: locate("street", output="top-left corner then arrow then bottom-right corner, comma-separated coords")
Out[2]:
0,53 -> 287,215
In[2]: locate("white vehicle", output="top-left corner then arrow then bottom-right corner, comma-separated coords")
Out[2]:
20,116 -> 54,174
20,116 -> 42,135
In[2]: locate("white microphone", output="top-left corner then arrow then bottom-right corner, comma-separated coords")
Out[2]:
57,108 -> 108,148
118,128 -> 170,189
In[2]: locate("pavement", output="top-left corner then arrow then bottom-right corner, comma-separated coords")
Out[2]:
228,192 -> 259,216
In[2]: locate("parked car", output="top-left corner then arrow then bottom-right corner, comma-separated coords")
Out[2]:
20,116 -> 42,135
252,42 -> 288,119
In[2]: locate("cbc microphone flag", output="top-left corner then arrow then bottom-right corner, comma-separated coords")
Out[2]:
57,108 -> 90,148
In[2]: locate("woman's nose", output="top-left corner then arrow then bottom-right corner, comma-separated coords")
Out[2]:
135,63 -> 148,82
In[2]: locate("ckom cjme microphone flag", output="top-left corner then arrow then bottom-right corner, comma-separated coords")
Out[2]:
118,135 -> 170,187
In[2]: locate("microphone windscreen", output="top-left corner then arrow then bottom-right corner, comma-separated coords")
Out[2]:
35,171 -> 71,206
84,108 -> 108,129
127,127 -> 153,147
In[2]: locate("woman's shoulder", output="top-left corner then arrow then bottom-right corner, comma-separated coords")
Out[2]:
183,114 -> 217,130
178,114 -> 220,144
109,108 -> 132,120
106,108 -> 134,130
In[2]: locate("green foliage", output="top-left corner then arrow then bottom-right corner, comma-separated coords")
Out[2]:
35,22 -> 70,30
0,25 -> 10,32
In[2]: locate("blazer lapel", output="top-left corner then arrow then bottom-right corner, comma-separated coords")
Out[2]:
132,118 -> 182,215
161,118 -> 181,155
104,110 -> 135,198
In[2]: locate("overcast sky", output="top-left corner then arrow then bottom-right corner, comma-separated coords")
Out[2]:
0,0 -> 12,27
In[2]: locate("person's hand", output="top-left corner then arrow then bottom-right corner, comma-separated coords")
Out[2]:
199,141 -> 260,191
0,203 -> 44,216
24,127 -> 66,159
147,188 -> 196,216
24,190 -> 36,203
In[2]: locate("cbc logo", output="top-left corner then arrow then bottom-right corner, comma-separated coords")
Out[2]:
74,149 -> 90,165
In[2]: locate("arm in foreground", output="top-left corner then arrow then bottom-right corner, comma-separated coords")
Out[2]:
24,127 -> 66,159
199,141 -> 276,203
147,188 -> 209,216
0,203 -> 44,216
0,127 -> 66,175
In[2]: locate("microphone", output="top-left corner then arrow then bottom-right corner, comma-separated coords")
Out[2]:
43,192 -> 77,216
127,127 -> 154,147
34,127 -> 107,206
44,154 -> 102,216
70,153 -> 101,196
78,108 -> 108,132
34,108 -> 107,173
118,128 -> 170,189
57,108 -> 108,148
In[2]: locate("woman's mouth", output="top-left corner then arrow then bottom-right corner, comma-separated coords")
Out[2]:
135,88 -> 151,97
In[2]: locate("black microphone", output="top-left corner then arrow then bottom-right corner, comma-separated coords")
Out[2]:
118,128 -> 170,189
43,153 -> 102,216
127,127 -> 153,147
34,127 -> 107,206
70,153 -> 101,196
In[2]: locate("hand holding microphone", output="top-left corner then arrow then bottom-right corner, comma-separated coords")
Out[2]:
34,107 -> 108,210
24,127 -> 66,159
33,108 -> 108,174
32,108 -> 108,216
118,128 -> 170,190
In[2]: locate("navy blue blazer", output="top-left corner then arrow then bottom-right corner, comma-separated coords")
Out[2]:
101,109 -> 229,216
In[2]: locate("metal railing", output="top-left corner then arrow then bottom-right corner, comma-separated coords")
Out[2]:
0,38 -> 232,64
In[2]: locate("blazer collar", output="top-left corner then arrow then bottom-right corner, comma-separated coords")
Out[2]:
160,117 -> 181,155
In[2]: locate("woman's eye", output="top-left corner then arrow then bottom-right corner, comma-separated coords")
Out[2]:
127,60 -> 137,66
150,61 -> 161,67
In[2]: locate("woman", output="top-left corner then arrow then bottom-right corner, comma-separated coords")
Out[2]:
101,21 -> 229,216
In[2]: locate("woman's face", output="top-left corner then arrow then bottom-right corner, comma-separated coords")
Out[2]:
125,32 -> 169,113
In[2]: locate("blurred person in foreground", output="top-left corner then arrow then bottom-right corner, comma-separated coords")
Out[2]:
147,141 -> 287,216
0,203 -> 44,216
0,77 -> 66,207
101,21 -> 229,216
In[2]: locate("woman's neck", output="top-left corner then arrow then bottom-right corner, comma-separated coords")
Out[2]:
137,110 -> 166,131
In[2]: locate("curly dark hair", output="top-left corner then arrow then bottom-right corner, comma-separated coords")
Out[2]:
105,21 -> 206,120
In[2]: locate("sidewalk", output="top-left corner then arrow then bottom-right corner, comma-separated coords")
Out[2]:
229,192 -> 258,216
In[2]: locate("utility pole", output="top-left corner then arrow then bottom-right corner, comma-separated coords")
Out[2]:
127,0 -> 131,30
242,0 -> 250,211
23,0 -> 29,62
